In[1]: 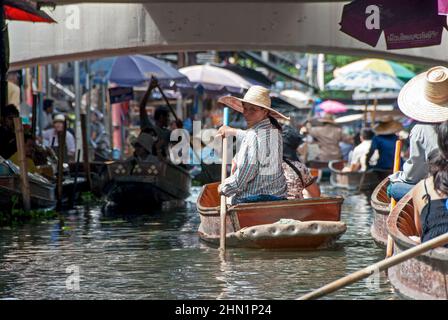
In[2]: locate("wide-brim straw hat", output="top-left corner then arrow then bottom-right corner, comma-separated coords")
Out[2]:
373,116 -> 403,135
398,66 -> 448,123
218,85 -> 290,121
317,113 -> 336,124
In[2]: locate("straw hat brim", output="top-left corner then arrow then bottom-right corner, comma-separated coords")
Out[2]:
373,120 -> 403,135
318,118 -> 336,124
398,71 -> 448,123
218,96 -> 290,121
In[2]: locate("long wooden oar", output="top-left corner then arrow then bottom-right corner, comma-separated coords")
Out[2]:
386,140 -> 402,258
298,231 -> 448,300
219,107 -> 230,257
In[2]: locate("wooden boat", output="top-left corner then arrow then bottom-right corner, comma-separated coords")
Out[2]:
307,160 -> 330,182
103,156 -> 191,210
197,182 -> 346,249
370,177 -> 391,247
0,162 -> 56,210
386,194 -> 448,300
329,160 -> 382,191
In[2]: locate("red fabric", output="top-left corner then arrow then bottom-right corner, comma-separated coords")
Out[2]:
4,5 -> 54,23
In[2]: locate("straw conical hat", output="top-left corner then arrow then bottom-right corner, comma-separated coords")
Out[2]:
398,66 -> 448,123
218,86 -> 289,121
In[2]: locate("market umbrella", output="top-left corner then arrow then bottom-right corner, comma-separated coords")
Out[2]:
179,64 -> 251,94
58,55 -> 190,88
1,0 -> 55,116
326,70 -> 404,92
221,64 -> 273,87
340,0 -> 447,49
334,59 -> 415,82
4,0 -> 55,22
316,100 -> 348,114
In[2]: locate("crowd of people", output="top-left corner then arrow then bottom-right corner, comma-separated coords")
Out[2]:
214,65 -> 448,246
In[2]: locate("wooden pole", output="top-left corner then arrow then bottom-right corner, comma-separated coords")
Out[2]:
386,140 -> 402,258
56,121 -> 66,209
371,99 -> 377,125
219,107 -> 230,258
0,3 -> 8,120
70,150 -> 81,208
80,113 -> 92,191
298,231 -> 448,300
31,94 -> 38,139
363,101 -> 368,127
13,117 -> 31,211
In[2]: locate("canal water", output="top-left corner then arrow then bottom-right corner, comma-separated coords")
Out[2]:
0,183 -> 397,300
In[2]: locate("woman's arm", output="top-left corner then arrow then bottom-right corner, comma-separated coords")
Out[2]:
303,181 -> 321,198
411,181 -> 424,237
139,78 -> 158,130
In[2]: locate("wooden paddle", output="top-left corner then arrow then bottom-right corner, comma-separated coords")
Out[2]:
298,231 -> 448,300
219,107 -> 230,257
386,140 -> 402,258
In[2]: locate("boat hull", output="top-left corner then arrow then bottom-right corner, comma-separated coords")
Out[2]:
197,182 -> 346,249
0,175 -> 56,210
329,160 -> 385,191
386,194 -> 448,300
370,177 -> 390,247
103,159 -> 191,210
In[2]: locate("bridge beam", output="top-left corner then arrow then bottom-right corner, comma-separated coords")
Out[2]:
9,3 -> 448,69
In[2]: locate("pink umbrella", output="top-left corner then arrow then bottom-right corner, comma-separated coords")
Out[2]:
317,100 -> 348,114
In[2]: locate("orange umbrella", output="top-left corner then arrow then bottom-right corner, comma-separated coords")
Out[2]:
4,0 -> 55,23
1,0 -> 55,115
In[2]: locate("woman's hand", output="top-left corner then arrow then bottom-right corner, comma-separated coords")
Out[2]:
217,184 -> 223,195
216,125 -> 237,138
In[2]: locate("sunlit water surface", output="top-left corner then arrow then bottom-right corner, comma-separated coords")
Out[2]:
0,183 -> 397,299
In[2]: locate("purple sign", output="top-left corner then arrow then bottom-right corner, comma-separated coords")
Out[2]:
340,0 -> 447,50
439,0 -> 448,15
384,17 -> 445,49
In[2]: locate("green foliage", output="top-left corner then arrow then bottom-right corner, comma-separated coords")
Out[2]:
0,195 -> 57,227
80,191 -> 101,204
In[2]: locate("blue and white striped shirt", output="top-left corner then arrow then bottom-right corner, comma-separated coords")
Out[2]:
221,118 -> 287,203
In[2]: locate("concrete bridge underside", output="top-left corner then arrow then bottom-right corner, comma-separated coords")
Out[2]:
9,2 -> 448,69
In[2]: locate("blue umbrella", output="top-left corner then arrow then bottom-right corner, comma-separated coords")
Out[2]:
57,55 -> 190,88
326,70 -> 405,92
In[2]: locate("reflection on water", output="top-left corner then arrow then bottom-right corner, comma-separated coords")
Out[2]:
0,183 -> 396,300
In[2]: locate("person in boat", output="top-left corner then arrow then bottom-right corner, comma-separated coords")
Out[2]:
138,78 -> 181,160
301,113 -> 343,162
0,104 -> 20,160
364,116 -> 402,172
129,132 -> 155,161
339,127 -> 355,162
216,85 -> 288,205
9,132 -> 38,174
41,99 -> 55,131
89,109 -> 110,160
411,120 -> 448,247
342,127 -> 378,172
282,124 -> 320,199
42,114 -> 76,161
388,66 -> 447,202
